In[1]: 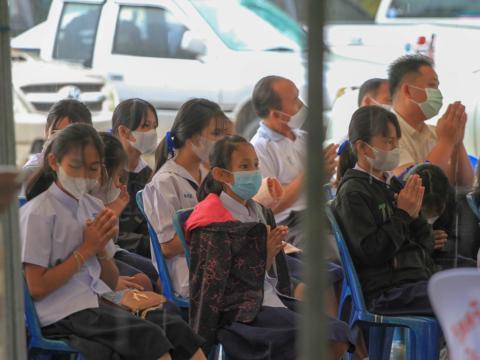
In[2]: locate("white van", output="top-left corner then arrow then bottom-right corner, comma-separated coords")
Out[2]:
13,0 -> 307,138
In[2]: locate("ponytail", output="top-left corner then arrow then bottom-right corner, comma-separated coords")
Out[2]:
336,140 -> 357,182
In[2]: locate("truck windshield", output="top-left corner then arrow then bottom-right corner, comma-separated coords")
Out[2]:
386,0 -> 480,18
191,0 -> 301,52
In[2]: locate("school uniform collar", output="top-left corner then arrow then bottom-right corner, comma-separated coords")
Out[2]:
159,156 -> 208,186
49,182 -> 79,213
220,191 -> 256,219
354,163 -> 394,185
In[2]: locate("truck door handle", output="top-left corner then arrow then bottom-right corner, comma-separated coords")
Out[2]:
108,73 -> 124,81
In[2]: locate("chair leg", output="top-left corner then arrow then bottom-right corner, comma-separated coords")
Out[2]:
368,327 -> 394,360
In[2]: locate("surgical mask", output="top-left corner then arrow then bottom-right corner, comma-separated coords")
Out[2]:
192,136 -> 215,162
90,179 -> 121,204
372,99 -> 392,112
278,105 -> 308,129
365,144 -> 400,171
409,85 -> 443,120
228,170 -> 263,201
130,129 -> 158,154
57,166 -> 98,200
426,216 -> 439,225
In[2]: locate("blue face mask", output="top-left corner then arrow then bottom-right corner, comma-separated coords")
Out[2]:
228,170 -> 263,200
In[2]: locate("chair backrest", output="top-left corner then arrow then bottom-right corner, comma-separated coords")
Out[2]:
428,268 -> 480,360
136,190 -> 187,306
466,192 -> 480,220
18,196 -> 27,207
325,205 -> 368,313
172,208 -> 193,268
23,277 -> 44,344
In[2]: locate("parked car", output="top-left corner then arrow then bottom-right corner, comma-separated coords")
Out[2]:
11,50 -> 117,165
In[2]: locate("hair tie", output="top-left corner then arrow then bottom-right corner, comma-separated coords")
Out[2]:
337,140 -> 350,156
166,131 -> 175,158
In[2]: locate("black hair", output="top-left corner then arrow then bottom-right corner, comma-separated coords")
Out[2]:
154,98 -> 227,173
357,78 -> 388,106
338,106 -> 401,175
388,54 -> 433,96
403,163 -> 451,217
111,98 -> 158,134
99,132 -> 128,184
197,135 -> 250,202
26,123 -> 104,200
45,99 -> 92,133
252,75 -> 285,118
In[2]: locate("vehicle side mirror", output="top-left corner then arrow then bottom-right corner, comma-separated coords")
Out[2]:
180,31 -> 207,58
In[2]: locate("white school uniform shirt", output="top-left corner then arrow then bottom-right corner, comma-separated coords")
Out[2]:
142,157 -> 208,298
251,121 -> 306,223
394,112 -> 437,167
219,192 -> 287,308
20,183 -> 114,327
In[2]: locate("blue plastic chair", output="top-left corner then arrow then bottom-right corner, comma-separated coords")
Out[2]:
23,278 -> 80,359
172,208 -> 193,268
468,155 -> 478,171
135,190 -> 189,308
466,192 -> 480,220
18,196 -> 28,207
326,206 -> 441,360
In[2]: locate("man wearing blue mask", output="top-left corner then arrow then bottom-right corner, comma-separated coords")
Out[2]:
389,55 -> 473,186
250,76 -> 338,247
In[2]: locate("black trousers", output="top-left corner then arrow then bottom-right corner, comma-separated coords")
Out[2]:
42,302 -> 204,360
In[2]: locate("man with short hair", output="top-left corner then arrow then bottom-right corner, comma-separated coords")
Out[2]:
358,78 -> 391,108
250,75 -> 337,246
389,55 -> 473,186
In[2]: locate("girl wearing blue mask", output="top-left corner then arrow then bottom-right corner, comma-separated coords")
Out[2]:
22,123 -> 206,360
186,135 -> 353,360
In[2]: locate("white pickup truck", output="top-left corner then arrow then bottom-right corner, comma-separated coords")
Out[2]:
325,0 -> 480,156
12,0 -> 307,138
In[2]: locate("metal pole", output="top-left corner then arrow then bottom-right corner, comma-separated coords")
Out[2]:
303,0 -> 327,359
0,0 -> 27,358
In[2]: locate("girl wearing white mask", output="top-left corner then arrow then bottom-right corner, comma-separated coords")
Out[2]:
334,106 -> 439,317
143,98 -> 226,299
93,132 -> 162,292
22,123 -> 206,360
112,98 -> 159,257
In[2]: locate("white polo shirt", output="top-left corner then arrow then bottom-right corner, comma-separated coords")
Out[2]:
219,192 -> 286,309
251,121 -> 306,222
142,157 -> 207,298
395,112 -> 437,167
20,183 -> 112,327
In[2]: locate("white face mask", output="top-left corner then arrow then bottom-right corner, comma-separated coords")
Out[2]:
426,216 -> 439,225
278,105 -> 308,129
365,144 -> 400,171
130,129 -> 158,154
191,136 -> 216,162
57,166 -> 98,200
409,85 -> 443,120
90,179 -> 121,204
372,99 -> 393,112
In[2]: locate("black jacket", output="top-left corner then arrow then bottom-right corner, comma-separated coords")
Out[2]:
117,166 -> 152,255
333,169 -> 436,302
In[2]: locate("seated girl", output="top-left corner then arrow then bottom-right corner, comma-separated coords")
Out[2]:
94,132 -> 162,292
21,123 -> 205,360
185,135 -> 354,360
112,98 -> 159,256
143,98 -> 227,299
334,105 -> 437,316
